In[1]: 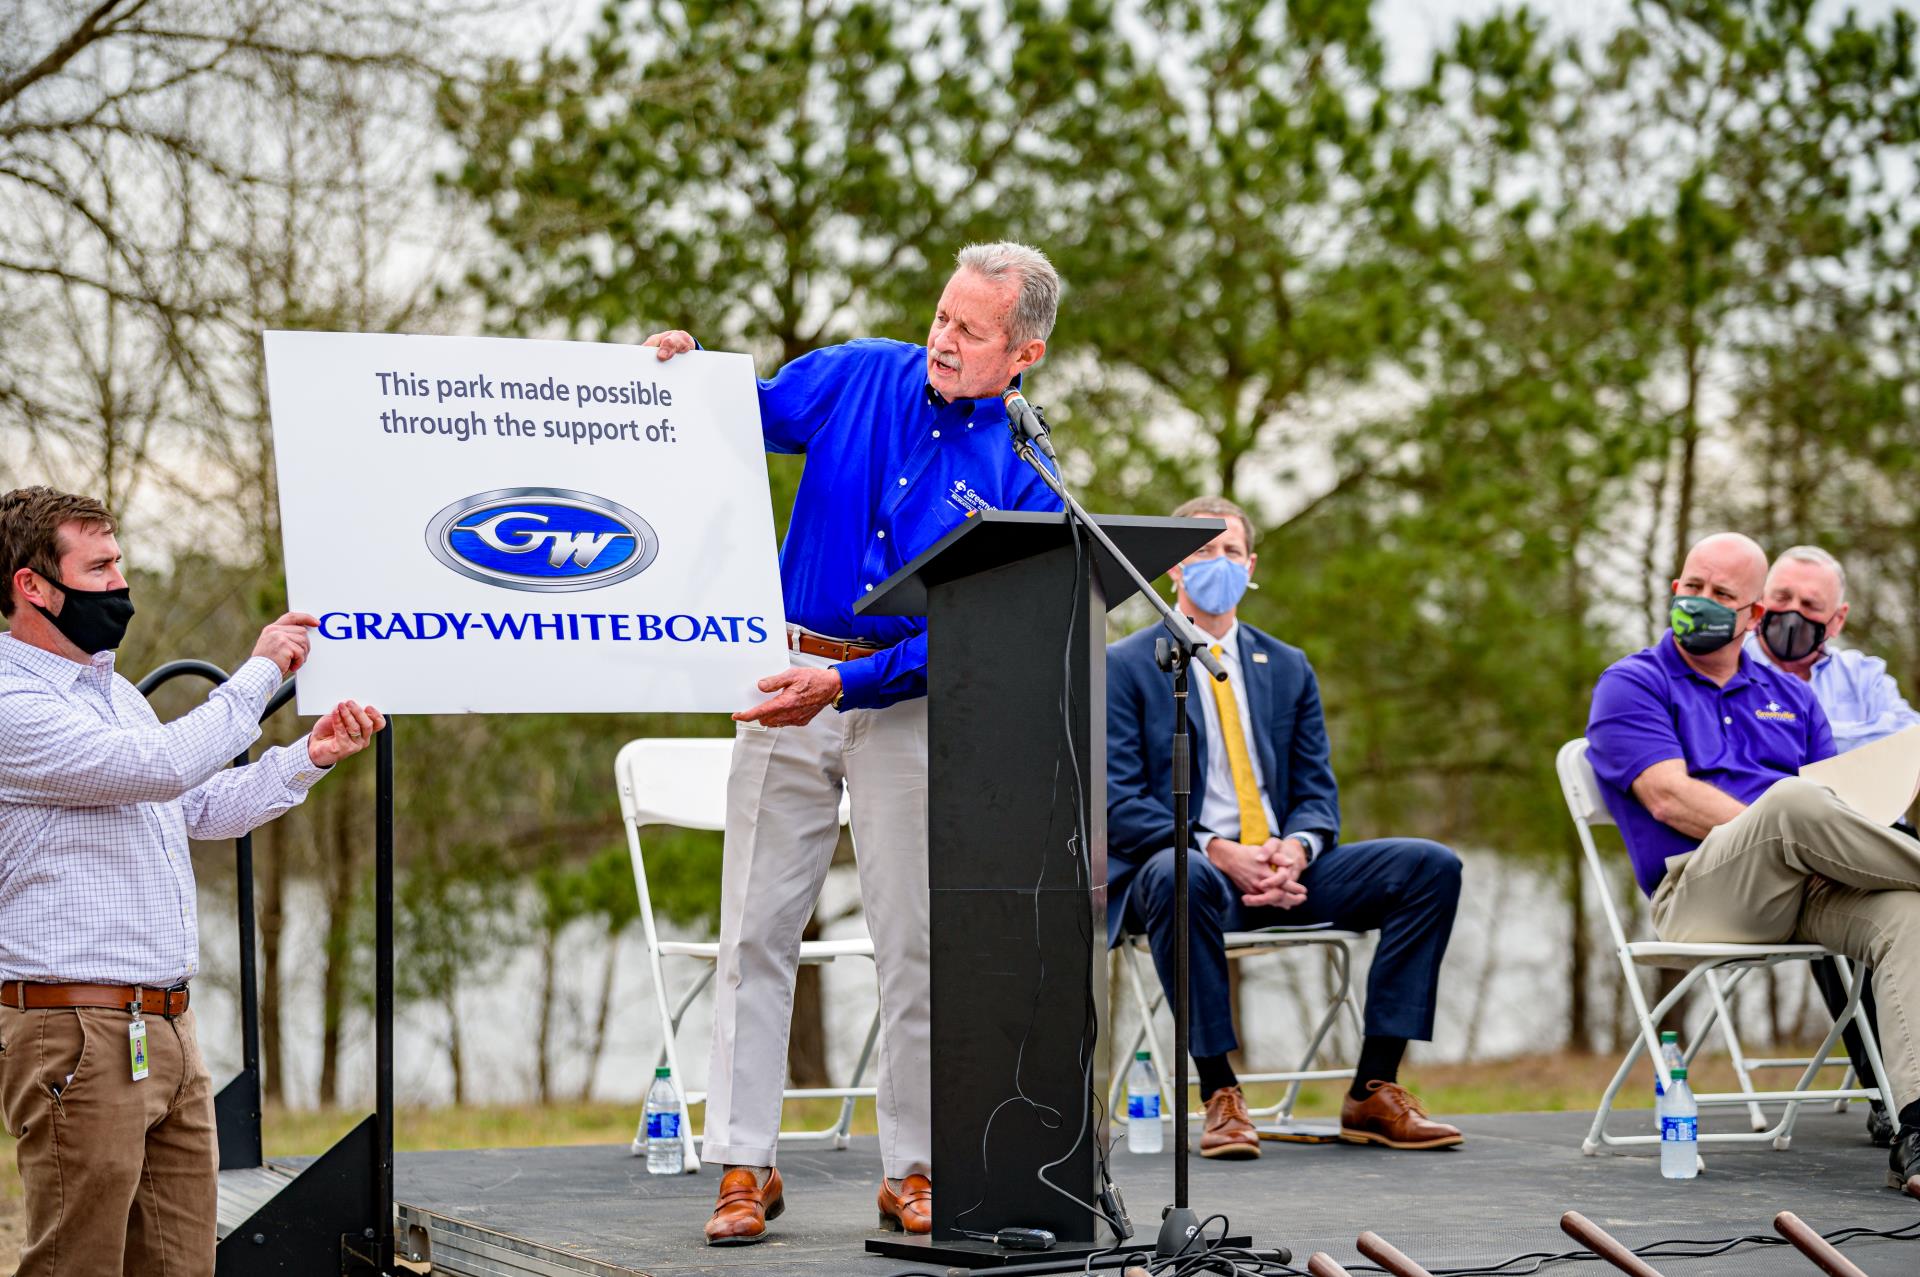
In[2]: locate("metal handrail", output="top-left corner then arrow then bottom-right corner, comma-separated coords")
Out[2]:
135,658 -> 295,1170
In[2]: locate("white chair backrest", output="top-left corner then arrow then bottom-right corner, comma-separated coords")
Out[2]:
1557,738 -> 1614,828
617,738 -> 737,832
617,736 -> 853,953
1556,737 -> 1634,948
615,735 -> 852,862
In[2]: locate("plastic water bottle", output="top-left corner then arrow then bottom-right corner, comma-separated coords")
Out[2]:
1655,1031 -> 1682,1093
1654,1030 -> 1682,1131
1660,1065 -> 1698,1180
1126,1051 -> 1163,1153
645,1067 -> 684,1174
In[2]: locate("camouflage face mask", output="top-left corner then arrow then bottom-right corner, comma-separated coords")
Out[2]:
1670,593 -> 1748,655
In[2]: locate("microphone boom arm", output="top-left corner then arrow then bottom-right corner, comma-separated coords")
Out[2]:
1010,434 -> 1226,683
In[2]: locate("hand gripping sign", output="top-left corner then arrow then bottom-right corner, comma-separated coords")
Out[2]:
264,331 -> 788,714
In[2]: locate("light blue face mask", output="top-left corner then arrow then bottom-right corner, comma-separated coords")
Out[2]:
1181,555 -> 1250,615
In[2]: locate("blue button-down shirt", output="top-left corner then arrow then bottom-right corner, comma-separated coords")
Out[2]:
1587,632 -> 1835,895
759,338 -> 1063,709
1743,633 -> 1920,755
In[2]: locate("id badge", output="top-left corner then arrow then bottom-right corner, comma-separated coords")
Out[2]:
129,1018 -> 150,1081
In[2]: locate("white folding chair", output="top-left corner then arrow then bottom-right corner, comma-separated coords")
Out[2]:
1108,926 -> 1364,1130
1556,738 -> 1892,1155
616,737 -> 880,1172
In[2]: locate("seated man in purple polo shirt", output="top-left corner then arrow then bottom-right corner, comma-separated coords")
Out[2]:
1586,532 -> 1920,1198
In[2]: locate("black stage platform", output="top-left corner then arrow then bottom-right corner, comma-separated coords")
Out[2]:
381,1108 -> 1920,1276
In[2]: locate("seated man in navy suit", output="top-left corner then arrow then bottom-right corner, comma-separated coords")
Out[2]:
1107,496 -> 1464,1157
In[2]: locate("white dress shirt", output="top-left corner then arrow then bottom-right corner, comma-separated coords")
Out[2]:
0,634 -> 327,985
1191,622 -> 1322,860
1744,634 -> 1920,754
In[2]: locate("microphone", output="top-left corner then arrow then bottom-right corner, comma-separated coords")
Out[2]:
1002,387 -> 1057,461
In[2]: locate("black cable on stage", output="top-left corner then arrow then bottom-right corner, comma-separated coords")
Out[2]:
886,1207 -> 1920,1277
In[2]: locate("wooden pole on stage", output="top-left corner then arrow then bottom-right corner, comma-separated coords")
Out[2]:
1774,1212 -> 1870,1277
1356,1231 -> 1435,1277
1560,1211 -> 1666,1276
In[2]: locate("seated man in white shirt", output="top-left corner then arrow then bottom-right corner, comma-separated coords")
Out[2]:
1748,543 -> 1920,1146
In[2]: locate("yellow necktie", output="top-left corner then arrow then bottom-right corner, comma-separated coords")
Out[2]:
1206,644 -> 1270,844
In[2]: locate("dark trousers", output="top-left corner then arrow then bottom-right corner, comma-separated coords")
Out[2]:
1810,957 -> 1882,1101
1122,837 -> 1463,1059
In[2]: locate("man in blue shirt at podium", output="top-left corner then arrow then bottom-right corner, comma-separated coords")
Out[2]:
644,243 -> 1064,1245
1107,496 -> 1465,1161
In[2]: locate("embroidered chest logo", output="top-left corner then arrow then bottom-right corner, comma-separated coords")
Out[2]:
1756,701 -> 1798,722
945,478 -> 994,515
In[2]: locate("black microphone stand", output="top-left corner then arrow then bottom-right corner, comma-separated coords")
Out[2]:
1008,409 -> 1268,1264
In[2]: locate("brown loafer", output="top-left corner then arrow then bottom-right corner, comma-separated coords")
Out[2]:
1339,1081 -> 1463,1150
705,1166 -> 784,1246
877,1173 -> 933,1233
1199,1085 -> 1261,1159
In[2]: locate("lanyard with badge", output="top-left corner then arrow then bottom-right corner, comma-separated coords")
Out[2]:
127,996 -> 149,1082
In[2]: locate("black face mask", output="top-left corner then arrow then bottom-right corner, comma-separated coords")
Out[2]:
33,573 -> 136,654
1760,608 -> 1828,663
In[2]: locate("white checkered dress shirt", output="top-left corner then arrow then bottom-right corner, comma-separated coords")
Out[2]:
0,634 -> 327,986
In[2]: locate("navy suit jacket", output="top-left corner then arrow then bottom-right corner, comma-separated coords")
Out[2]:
1105,621 -> 1341,945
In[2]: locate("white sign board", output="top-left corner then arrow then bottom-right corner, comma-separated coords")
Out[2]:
263,330 -> 787,714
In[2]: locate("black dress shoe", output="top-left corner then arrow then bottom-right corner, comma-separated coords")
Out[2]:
1867,1103 -> 1895,1149
1886,1126 -> 1920,1197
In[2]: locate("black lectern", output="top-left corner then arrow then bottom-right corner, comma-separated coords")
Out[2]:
857,510 -> 1220,1266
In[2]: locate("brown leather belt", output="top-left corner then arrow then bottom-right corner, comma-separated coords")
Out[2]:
0,981 -> 190,1017
787,628 -> 882,662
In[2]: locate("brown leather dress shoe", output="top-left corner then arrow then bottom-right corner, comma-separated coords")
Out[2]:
705,1166 -> 784,1246
1339,1081 -> 1464,1150
877,1173 -> 933,1233
1199,1085 -> 1261,1159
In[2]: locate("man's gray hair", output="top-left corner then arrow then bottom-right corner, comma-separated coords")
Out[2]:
954,242 -> 1061,348
1773,544 -> 1848,601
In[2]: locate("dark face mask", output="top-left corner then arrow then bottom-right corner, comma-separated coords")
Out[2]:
1670,593 -> 1750,655
1759,608 -> 1828,663
34,573 -> 136,654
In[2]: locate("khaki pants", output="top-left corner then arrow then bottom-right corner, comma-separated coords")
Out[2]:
702,654 -> 931,1178
0,1005 -> 217,1277
1652,777 -> 1920,1112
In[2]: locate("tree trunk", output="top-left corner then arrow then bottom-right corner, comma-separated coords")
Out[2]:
1674,329 -> 1701,555
1566,844 -> 1592,1053
447,979 -> 467,1106
580,935 -> 621,1102
259,816 -> 287,1104
536,925 -> 558,1104
1654,968 -> 1684,1036
317,791 -> 358,1107
1563,534 -> 1594,1054
788,912 -> 830,1087
1226,958 -> 1248,1074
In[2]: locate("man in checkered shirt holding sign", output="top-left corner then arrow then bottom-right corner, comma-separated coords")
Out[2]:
0,486 -> 383,1276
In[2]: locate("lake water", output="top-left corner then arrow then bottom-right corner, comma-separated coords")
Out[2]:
187,848 -> 1827,1110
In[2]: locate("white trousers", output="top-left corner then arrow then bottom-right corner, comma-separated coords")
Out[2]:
701,655 -> 931,1177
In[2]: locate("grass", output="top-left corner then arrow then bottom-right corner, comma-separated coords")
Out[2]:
0,1047 -> 1849,1263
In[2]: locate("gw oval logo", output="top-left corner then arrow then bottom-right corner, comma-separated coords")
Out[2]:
426,488 -> 658,593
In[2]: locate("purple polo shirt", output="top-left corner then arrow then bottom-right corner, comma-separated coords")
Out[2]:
1587,632 -> 1835,895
